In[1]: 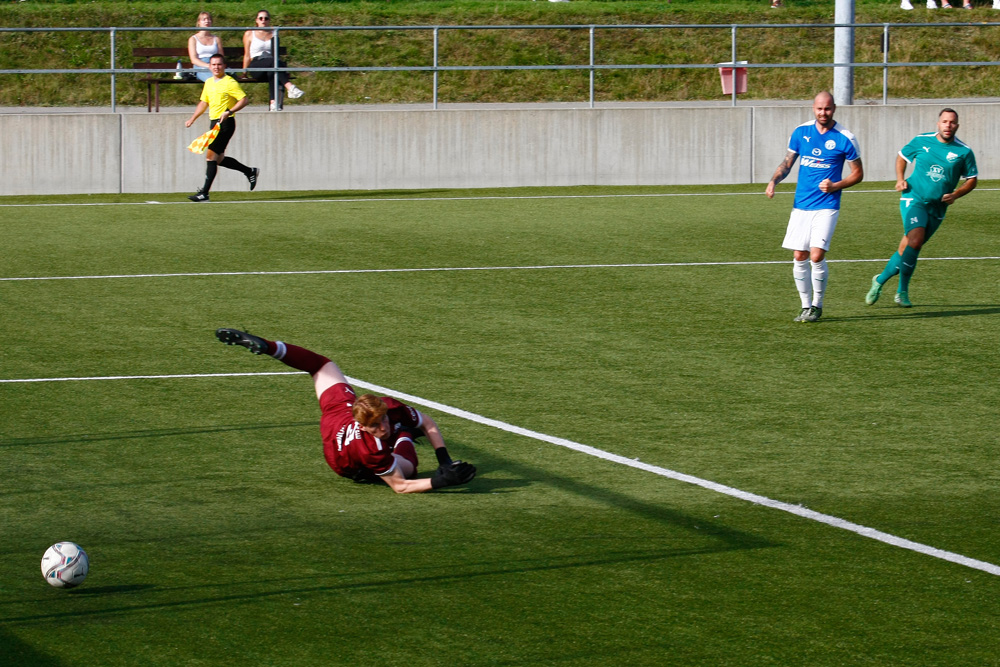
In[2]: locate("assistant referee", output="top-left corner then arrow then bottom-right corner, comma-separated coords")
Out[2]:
184,53 -> 259,202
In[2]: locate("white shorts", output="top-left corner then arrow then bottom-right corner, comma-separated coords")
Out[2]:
781,208 -> 839,252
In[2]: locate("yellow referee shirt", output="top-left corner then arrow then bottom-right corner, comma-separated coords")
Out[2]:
200,75 -> 246,120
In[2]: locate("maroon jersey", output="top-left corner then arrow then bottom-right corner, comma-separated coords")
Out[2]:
318,384 -> 423,481
382,396 -> 424,447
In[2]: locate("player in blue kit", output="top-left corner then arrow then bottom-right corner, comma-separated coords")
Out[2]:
865,108 -> 978,308
767,91 -> 864,322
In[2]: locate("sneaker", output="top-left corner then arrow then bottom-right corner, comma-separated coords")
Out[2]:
901,0 -> 914,8
927,0 -> 937,6
269,100 -> 277,112
793,307 -> 811,322
188,190 -> 209,202
802,306 -> 823,322
894,291 -> 912,308
994,0 -> 1000,9
248,167 -> 260,192
865,275 -> 883,305
287,84 -> 304,99
215,328 -> 270,355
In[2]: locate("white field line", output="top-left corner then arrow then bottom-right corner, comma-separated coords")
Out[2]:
3,256 -> 1000,283
4,370 -> 999,578
3,186 -> 997,209
0,188 -> 913,209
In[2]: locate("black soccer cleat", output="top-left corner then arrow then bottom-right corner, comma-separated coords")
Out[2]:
188,190 -> 210,202
215,328 -> 270,355
247,167 -> 260,192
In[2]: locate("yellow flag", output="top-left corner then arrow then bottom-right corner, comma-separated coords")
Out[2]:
187,124 -> 221,154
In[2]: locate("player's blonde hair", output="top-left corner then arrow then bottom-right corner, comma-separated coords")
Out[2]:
352,394 -> 387,428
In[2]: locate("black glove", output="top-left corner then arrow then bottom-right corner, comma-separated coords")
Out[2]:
430,460 -> 477,489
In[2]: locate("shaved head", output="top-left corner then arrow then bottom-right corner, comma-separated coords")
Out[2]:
814,91 -> 834,107
812,91 -> 836,129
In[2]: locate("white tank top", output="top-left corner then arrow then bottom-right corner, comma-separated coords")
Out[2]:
249,32 -> 272,60
195,37 -> 219,61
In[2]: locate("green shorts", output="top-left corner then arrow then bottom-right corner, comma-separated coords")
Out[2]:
899,196 -> 945,241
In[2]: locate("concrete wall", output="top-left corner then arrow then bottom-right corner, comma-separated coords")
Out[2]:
3,103 -> 993,196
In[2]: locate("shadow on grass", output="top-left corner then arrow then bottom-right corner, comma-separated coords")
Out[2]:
1,544 -> 748,626
454,440 -> 775,552
0,627 -> 65,666
1,433 -> 777,626
213,189 -> 455,203
826,304 -> 1000,322
0,422 -> 316,448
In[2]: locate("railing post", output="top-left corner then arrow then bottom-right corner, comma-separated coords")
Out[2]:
433,27 -> 439,110
882,23 -> 890,105
731,25 -> 738,107
110,28 -> 116,113
273,28 -> 281,110
589,26 -> 595,109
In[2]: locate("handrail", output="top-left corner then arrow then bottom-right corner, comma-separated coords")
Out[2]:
1,21 -> 999,111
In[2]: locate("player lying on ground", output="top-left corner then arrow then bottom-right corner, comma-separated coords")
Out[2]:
216,328 -> 477,493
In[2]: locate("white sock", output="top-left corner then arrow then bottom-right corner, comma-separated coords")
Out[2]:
810,259 -> 827,308
793,260 -> 812,308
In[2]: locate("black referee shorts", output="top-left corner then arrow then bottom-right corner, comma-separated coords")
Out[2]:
207,115 -> 236,154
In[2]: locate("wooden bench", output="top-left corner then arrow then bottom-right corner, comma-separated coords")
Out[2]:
132,46 -> 290,112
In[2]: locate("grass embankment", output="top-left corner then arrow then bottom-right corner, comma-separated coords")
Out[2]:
1,0 -> 998,107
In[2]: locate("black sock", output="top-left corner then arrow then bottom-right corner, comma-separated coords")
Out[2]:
435,447 -> 453,466
201,161 -> 218,193
220,156 -> 252,176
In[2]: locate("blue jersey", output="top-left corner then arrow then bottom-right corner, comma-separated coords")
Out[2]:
788,121 -> 861,211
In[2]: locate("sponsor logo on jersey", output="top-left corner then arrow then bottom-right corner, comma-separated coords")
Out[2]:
336,422 -> 363,451
812,148 -> 822,156
800,156 -> 832,169
927,164 -> 945,182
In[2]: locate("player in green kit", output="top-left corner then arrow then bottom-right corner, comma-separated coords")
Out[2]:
866,108 -> 978,307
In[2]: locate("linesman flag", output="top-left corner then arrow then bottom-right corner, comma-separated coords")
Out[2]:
187,125 -> 220,154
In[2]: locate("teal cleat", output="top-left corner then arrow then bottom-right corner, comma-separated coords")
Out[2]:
865,275 -> 883,305
894,291 -> 912,308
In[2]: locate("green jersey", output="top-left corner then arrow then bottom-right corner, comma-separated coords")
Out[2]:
899,132 -> 978,205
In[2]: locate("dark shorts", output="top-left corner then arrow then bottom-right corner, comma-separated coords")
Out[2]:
208,116 -> 236,154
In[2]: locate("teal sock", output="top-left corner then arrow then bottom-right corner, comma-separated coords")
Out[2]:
898,245 -> 921,293
877,252 -> 902,285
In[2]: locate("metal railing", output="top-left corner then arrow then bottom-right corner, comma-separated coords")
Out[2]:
1,21 -> 999,111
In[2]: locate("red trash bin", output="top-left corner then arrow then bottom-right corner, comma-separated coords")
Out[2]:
718,61 -> 748,95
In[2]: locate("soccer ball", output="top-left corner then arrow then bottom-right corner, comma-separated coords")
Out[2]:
41,542 -> 89,588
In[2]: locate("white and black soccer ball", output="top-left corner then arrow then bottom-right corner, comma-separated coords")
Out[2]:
41,542 -> 89,588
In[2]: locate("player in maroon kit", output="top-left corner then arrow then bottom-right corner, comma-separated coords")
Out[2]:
215,328 -> 477,493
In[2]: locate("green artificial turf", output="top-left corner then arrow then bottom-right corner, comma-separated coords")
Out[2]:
2,184 -> 999,665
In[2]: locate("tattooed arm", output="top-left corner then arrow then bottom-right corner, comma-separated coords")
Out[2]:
765,150 -> 798,199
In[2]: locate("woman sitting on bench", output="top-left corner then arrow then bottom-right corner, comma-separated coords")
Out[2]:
187,11 -> 224,82
242,9 -> 304,111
